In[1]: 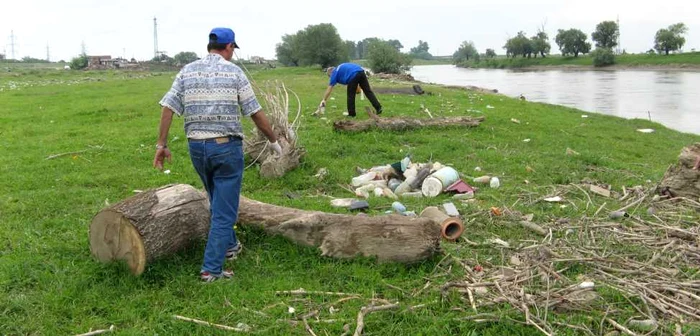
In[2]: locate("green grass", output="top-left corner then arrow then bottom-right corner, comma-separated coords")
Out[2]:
458,52 -> 700,69
1,65 -> 699,335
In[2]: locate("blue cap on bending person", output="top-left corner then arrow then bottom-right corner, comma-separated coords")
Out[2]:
209,28 -> 239,49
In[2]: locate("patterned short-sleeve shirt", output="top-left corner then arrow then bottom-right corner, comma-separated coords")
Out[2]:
159,53 -> 261,139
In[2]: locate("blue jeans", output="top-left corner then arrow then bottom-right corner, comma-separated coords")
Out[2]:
188,137 -> 244,275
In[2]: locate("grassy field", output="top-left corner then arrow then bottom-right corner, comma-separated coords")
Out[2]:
1,65 -> 699,335
458,52 -> 700,69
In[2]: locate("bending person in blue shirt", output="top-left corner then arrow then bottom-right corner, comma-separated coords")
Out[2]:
319,63 -> 382,117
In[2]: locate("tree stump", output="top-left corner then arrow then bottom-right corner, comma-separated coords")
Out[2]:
658,143 -> 700,199
89,184 -> 210,275
333,116 -> 485,133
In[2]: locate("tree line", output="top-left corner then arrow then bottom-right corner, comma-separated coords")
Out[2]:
453,21 -> 690,67
274,23 -> 441,73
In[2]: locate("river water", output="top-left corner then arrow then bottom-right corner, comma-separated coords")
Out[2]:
410,64 -> 700,135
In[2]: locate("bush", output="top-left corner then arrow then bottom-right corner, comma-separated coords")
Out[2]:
591,48 -> 615,67
367,41 -> 412,74
70,55 -> 88,70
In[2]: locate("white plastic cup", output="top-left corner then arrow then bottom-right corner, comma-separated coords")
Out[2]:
490,177 -> 500,188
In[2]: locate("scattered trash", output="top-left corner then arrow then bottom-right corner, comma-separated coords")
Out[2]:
589,185 -> 611,198
402,211 -> 417,216
526,166 -> 535,173
474,167 -> 482,172
445,180 -> 474,194
349,200 -> 370,211
401,191 -> 423,198
473,175 -> 491,184
489,177 -> 500,189
566,148 -> 580,156
474,265 -> 484,272
422,166 -> 460,197
373,187 -> 384,197
352,172 -> 377,187
288,307 -> 296,314
510,118 -> 521,124
637,128 -> 655,133
133,190 -> 143,193
284,191 -> 301,199
523,139 -> 531,142
443,202 -> 459,217
392,201 -> 406,213
578,281 -> 595,289
520,221 -> 547,236
544,196 -> 563,202
453,192 -> 475,200
330,198 -> 356,208
627,319 -> 657,331
164,170 -> 171,175
314,168 -> 328,180
581,115 -> 589,118
609,211 -> 629,219
486,105 -> 495,109
647,207 -> 655,215
490,207 -> 502,216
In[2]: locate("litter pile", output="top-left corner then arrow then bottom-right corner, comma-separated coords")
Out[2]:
343,156 -> 502,201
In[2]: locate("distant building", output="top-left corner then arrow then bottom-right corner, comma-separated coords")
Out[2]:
250,56 -> 266,64
87,55 -> 117,67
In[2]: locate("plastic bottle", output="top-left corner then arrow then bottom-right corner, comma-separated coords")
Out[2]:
351,172 -> 377,187
392,201 -> 406,213
394,176 -> 416,195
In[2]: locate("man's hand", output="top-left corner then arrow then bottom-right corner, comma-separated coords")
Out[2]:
153,148 -> 172,170
269,141 -> 283,157
319,100 -> 326,108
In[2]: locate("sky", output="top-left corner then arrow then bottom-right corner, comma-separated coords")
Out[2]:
1,0 -> 698,62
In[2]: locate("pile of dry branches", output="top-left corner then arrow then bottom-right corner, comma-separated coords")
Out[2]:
244,80 -> 305,178
438,185 -> 700,335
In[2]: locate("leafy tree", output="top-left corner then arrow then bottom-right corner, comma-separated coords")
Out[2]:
173,51 -> 198,66
357,38 -> 380,59
591,21 -> 619,49
591,48 -> 615,66
297,23 -> 348,68
386,39 -> 404,51
504,32 -> 533,58
276,34 -> 302,66
409,40 -> 433,60
485,49 -> 496,58
367,40 -> 412,74
21,56 -> 49,63
345,40 -> 358,59
654,23 -> 688,55
555,29 -> 591,57
275,24 -> 348,67
452,41 -> 479,64
152,54 -> 174,65
531,31 -> 551,58
69,55 -> 88,70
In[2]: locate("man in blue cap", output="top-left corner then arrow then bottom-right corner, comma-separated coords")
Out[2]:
153,27 -> 283,282
319,63 -> 382,117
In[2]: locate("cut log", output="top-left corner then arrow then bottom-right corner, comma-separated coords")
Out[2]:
657,143 -> 700,199
90,184 -> 465,274
237,198 -> 458,263
89,184 -> 210,275
333,116 -> 485,133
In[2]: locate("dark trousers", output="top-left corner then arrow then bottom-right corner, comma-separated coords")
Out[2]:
347,71 -> 381,116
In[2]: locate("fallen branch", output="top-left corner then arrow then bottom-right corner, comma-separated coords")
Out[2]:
353,302 -> 400,336
46,149 -> 88,160
276,288 -> 358,297
302,311 -> 318,336
173,315 -> 249,332
333,116 -> 485,133
74,325 -> 115,336
606,318 -> 639,336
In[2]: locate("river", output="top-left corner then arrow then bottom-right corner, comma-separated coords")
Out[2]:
410,64 -> 700,135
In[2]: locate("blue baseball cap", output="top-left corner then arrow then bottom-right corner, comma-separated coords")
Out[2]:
209,27 -> 239,48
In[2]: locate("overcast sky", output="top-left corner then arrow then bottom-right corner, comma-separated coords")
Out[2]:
1,0 -> 698,62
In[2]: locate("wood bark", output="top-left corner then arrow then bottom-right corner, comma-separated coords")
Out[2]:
244,136 -> 305,179
89,184 -> 210,275
238,197 -> 454,263
333,116 -> 485,133
658,143 -> 700,199
89,184 -> 464,274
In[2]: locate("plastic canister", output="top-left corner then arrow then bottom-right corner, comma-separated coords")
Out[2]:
421,167 -> 460,197
351,171 -> 377,187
